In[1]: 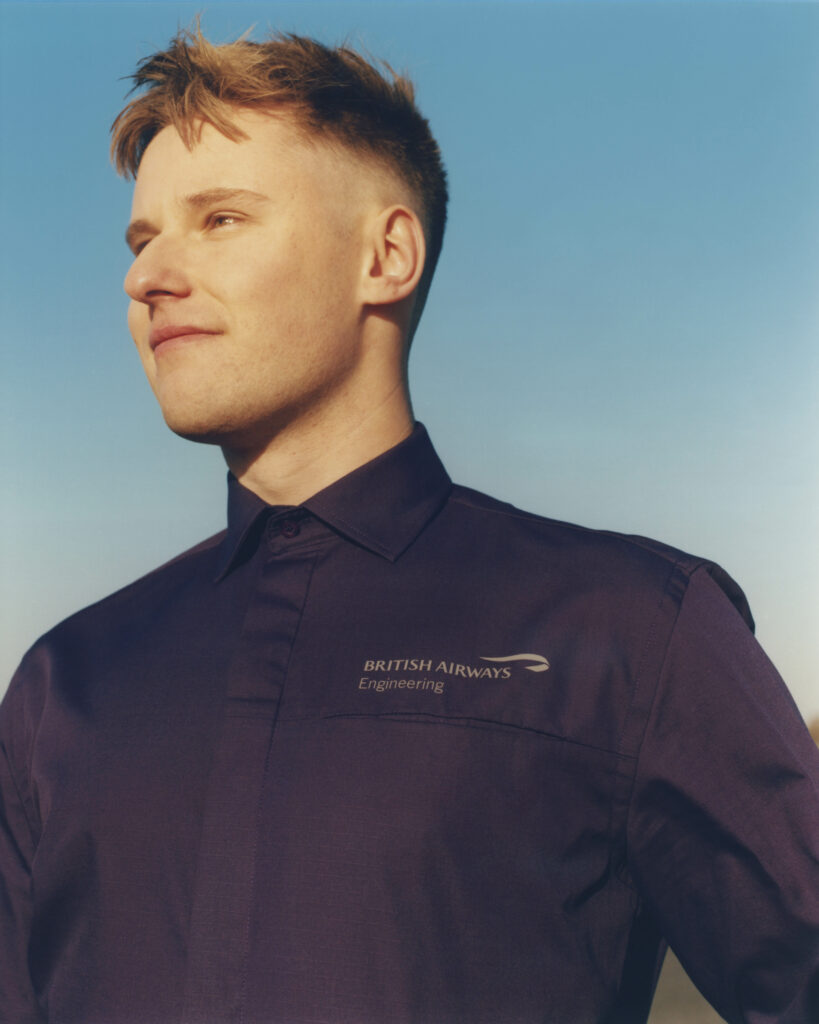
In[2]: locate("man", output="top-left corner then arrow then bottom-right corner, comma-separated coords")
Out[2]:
1,24 -> 817,1024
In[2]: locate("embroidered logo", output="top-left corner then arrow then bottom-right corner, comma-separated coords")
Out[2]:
480,653 -> 550,673
357,652 -> 550,696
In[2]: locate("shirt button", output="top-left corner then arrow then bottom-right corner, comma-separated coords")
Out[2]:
279,519 -> 301,538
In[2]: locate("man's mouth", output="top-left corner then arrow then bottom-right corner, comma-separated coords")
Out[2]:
149,325 -> 221,352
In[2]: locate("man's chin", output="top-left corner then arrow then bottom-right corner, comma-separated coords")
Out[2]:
156,395 -> 305,454
161,411 -> 236,447
161,409 -> 282,454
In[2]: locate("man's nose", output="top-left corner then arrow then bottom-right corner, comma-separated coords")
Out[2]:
124,236 -> 192,303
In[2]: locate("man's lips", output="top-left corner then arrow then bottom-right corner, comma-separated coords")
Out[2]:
149,325 -> 221,351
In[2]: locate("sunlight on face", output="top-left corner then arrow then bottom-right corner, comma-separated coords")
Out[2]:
124,110 -> 377,451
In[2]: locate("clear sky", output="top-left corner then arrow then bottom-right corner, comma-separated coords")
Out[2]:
1,0 -> 817,720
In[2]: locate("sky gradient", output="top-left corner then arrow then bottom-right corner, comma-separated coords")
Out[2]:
1,0 -> 817,719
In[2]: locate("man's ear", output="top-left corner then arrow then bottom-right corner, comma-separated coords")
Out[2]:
360,205 -> 426,308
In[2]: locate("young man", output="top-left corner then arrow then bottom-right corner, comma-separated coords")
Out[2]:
1,26 -> 817,1024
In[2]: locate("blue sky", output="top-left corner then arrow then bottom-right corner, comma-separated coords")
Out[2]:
1,0 -> 817,718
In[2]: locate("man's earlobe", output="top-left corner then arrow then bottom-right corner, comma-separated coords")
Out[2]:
362,205 -> 426,307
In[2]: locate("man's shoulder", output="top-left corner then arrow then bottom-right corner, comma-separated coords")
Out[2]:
2,529 -> 227,732
448,482 -> 700,569
20,529 -> 226,660
444,483 -> 753,626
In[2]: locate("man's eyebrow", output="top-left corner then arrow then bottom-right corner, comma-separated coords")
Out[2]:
181,187 -> 271,209
125,189 -> 271,252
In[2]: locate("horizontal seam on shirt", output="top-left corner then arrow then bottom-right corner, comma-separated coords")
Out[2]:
293,710 -> 634,758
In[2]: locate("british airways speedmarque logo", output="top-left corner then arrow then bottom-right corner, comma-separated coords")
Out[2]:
480,653 -> 550,673
357,652 -> 550,696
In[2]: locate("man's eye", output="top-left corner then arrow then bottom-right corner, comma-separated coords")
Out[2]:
208,213 -> 240,229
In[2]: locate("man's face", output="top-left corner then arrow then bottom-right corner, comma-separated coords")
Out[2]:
125,109 -> 376,451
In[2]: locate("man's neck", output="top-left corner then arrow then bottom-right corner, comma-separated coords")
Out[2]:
222,387 -> 414,507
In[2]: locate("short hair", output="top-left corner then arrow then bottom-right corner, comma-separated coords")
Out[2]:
111,23 -> 448,335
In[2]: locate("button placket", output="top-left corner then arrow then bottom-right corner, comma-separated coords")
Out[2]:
182,537 -> 319,1022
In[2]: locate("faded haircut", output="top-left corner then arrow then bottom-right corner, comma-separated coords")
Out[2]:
111,23 -> 448,336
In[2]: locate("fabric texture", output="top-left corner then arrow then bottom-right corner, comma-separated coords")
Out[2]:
1,424 -> 818,1024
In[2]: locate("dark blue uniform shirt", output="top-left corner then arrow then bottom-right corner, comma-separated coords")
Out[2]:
2,425 -> 818,1023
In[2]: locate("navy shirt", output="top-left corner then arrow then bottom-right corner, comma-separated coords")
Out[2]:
2,425 -> 818,1023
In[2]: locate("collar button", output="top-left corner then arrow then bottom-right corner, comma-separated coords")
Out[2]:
279,518 -> 301,539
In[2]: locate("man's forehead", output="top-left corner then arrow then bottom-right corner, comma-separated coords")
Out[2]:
135,112 -> 366,195
131,110 -> 398,215
131,120 -> 300,215
138,111 -> 303,174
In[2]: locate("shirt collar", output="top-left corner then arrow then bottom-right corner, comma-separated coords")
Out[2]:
215,423 -> 451,579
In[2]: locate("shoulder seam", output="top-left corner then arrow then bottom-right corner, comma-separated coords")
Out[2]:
449,487 -> 706,573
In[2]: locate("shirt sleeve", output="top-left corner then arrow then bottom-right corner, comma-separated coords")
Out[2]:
626,566 -> 819,1024
0,670 -> 46,1023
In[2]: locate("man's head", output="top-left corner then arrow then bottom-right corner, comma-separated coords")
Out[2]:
112,25 -> 447,459
112,25 -> 447,336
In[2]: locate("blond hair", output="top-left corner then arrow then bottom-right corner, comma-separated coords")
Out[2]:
111,24 -> 448,328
